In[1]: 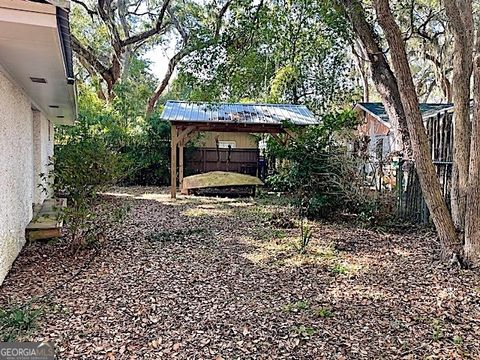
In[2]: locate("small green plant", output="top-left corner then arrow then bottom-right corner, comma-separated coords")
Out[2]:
431,319 -> 443,341
0,306 -> 42,341
453,335 -> 463,346
282,300 -> 310,313
40,132 -> 131,250
332,263 -> 348,275
315,306 -> 334,318
292,325 -> 316,337
297,218 -> 313,254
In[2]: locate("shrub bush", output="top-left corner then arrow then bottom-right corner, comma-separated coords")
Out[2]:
47,123 -> 130,248
121,114 -> 171,186
266,110 -> 377,219
53,134 -> 128,205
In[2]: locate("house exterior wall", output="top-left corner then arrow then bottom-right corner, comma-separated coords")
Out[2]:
357,112 -> 392,161
357,113 -> 390,138
0,69 -> 54,285
197,132 -> 258,149
33,110 -> 54,204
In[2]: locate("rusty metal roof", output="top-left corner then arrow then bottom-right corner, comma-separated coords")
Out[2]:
161,101 -> 318,126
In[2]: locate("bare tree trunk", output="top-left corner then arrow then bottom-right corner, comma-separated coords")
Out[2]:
445,0 -> 473,232
145,0 -> 236,116
118,0 -> 132,81
464,33 -> 480,267
146,49 -> 188,117
340,0 -> 410,157
374,0 -> 461,260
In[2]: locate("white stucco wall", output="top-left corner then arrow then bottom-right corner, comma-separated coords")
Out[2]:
0,69 -> 54,285
33,110 -> 54,204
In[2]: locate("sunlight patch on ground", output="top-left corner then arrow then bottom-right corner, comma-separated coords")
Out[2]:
103,191 -> 177,204
183,206 -> 233,217
330,260 -> 364,276
256,237 -> 293,252
242,234 -> 339,268
243,251 -> 272,264
104,189 -> 253,208
278,253 -> 328,267
327,284 -> 391,302
103,191 -> 136,198
328,251 -> 384,276
235,206 -> 275,222
392,247 -> 413,257
197,204 -> 219,209
224,201 -> 255,208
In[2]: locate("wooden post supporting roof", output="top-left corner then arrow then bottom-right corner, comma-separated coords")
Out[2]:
170,125 -> 200,199
179,143 -> 184,191
171,124 -> 177,199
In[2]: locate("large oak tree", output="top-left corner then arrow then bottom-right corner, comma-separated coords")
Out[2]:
354,0 -> 480,266
71,0 -> 237,112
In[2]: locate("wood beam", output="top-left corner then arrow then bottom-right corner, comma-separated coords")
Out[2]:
171,121 -> 290,134
271,133 -> 287,146
182,130 -> 198,146
177,126 -> 196,144
283,128 -> 298,139
171,124 -> 177,199
179,143 -> 184,191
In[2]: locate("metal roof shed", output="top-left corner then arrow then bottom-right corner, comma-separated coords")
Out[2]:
161,101 -> 318,198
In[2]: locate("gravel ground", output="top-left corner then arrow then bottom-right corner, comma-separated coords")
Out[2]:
1,186 -> 479,359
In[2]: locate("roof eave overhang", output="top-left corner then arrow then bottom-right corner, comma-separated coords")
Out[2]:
354,104 -> 391,129
0,0 -> 76,125
169,121 -> 311,133
356,103 -> 456,129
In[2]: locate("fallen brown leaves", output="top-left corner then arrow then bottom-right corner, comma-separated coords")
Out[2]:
0,186 -> 479,359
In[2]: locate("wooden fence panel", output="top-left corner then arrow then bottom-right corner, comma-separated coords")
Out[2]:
398,111 -> 453,223
186,147 -> 259,177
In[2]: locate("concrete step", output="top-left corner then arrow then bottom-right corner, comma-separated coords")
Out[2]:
26,198 -> 67,241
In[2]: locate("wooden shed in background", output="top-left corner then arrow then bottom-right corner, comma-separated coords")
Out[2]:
160,101 -> 318,198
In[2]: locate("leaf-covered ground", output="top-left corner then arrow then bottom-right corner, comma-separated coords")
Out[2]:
1,187 -> 479,359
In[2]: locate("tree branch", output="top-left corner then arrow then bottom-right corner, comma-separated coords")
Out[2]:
71,0 -> 96,18
121,0 -> 171,47
71,34 -> 111,81
146,48 -> 190,116
215,0 -> 233,38
167,6 -> 189,43
145,0 -> 236,116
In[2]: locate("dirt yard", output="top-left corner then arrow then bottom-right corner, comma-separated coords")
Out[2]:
1,187 -> 479,359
